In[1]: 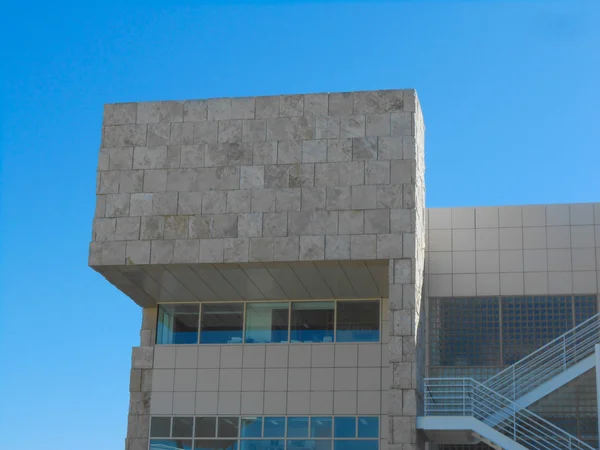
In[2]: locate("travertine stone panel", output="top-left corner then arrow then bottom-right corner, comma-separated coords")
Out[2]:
90,90 -> 424,450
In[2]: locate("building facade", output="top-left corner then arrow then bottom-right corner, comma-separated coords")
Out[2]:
89,90 -> 600,450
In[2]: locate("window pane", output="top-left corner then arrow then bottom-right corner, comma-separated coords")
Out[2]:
263,416 -> 286,437
240,440 -> 284,450
291,302 -> 334,343
334,440 -> 378,450
358,417 -> 379,438
157,304 -> 199,344
241,417 -> 262,437
310,417 -> 333,438
287,417 -> 309,437
336,301 -> 379,343
195,417 -> 217,438
288,440 -> 331,450
245,302 -> 289,343
173,417 -> 194,437
200,303 -> 244,344
194,439 -> 238,450
151,440 -> 193,450
218,417 -> 240,437
334,417 -> 356,438
151,417 -> 172,437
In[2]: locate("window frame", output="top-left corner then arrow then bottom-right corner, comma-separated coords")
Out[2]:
156,298 -> 382,345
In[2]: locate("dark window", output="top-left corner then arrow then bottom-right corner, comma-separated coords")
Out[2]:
291,302 -> 334,343
357,417 -> 378,438
333,440 -> 378,450
336,301 -> 379,342
150,440 -> 193,450
172,417 -> 194,437
240,440 -> 284,450
310,417 -> 333,438
334,417 -> 355,438
157,304 -> 199,344
240,417 -> 262,437
194,439 -> 238,450
150,417 -> 171,437
217,417 -> 240,438
263,417 -> 286,437
200,304 -> 244,344
287,417 -> 309,437
195,417 -> 217,438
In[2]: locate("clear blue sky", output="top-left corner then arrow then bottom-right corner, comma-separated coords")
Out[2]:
0,1 -> 598,448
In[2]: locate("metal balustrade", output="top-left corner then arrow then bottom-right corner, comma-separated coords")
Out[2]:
485,312 -> 600,401
424,378 -> 595,450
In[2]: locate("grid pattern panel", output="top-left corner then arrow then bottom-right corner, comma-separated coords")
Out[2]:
502,296 -> 572,366
429,297 -> 501,368
530,369 -> 598,448
575,295 -> 597,325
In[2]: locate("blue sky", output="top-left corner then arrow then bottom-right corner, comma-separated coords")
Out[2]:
0,1 -> 598,448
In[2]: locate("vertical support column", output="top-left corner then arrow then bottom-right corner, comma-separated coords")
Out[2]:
595,344 -> 600,444
388,91 -> 427,450
126,307 -> 157,450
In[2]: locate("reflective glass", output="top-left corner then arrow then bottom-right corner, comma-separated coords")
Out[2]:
310,417 -> 333,438
200,303 -> 244,344
334,440 -> 378,450
263,416 -> 285,437
291,302 -> 334,343
194,439 -> 238,450
157,304 -> 199,344
241,417 -> 262,437
240,440 -> 284,450
334,417 -> 356,438
195,417 -> 217,438
151,417 -> 172,437
336,301 -> 380,342
173,417 -> 194,437
287,417 -> 309,437
245,302 -> 289,343
218,417 -> 240,437
357,417 -> 379,438
150,439 -> 193,450
288,440 -> 332,450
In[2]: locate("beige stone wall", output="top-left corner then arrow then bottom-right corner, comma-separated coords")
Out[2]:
89,90 -> 426,450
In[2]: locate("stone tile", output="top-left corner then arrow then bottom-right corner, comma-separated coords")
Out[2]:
164,216 -> 189,239
178,192 -> 203,214
378,137 -> 404,160
289,164 -> 315,188
329,92 -> 354,115
242,119 -> 266,142
263,213 -> 288,237
147,123 -> 171,146
210,214 -> 238,238
199,239 -> 224,263
193,121 -> 218,144
238,213 -> 263,238
250,238 -> 275,261
300,235 -> 325,260
280,94 -> 304,117
327,138 -> 353,162
366,161 -> 390,185
106,194 -> 130,217
180,145 -> 205,168
304,93 -> 329,117
183,100 -> 207,122
218,120 -> 243,143
202,191 -> 227,214
143,170 -> 167,192
338,211 -> 364,234
265,165 -> 289,189
103,124 -> 147,147
223,238 -> 249,263
351,185 -> 377,209
189,215 -> 210,239
366,113 -> 391,137
115,217 -> 141,240
326,186 -> 352,210
251,189 -> 276,212
231,97 -> 255,119
170,123 -> 194,145
316,115 -> 341,139
104,103 -> 136,125
275,188 -> 301,212
351,235 -> 377,259
207,98 -> 232,121
302,187 -> 326,211
326,235 -> 350,259
253,141 -> 277,165
141,216 -> 164,240
390,112 -> 413,136
365,209 -> 390,234
241,166 -> 264,189
150,241 -> 174,264
277,140 -> 302,164
341,115 -> 365,138
227,190 -> 251,213
255,96 -> 279,118
303,140 -> 328,163
353,137 -> 378,160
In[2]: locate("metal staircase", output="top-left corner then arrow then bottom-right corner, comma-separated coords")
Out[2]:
419,312 -> 600,449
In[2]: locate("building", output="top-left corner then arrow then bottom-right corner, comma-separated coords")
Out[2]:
89,90 -> 600,450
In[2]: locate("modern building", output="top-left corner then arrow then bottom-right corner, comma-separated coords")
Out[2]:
89,90 -> 600,450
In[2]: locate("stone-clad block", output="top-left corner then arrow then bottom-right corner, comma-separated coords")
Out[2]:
104,103 -> 136,125
103,125 -> 147,147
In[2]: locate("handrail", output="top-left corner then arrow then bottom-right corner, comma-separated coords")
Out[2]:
424,377 -> 595,450
485,312 -> 600,400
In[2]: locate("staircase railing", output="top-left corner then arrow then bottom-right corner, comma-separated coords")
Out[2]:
424,377 -> 595,450
485,312 -> 600,400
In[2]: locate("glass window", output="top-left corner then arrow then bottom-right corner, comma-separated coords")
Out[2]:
336,301 -> 380,343
245,302 -> 289,343
263,416 -> 286,437
310,417 -> 333,438
173,417 -> 194,437
291,302 -> 334,343
357,417 -> 379,438
217,417 -> 240,438
241,417 -> 262,437
334,441 -> 378,450
200,303 -> 244,344
334,417 -> 356,438
157,304 -> 200,344
151,440 -> 193,450
288,440 -> 331,450
240,440 -> 284,450
287,417 -> 309,437
195,417 -> 217,438
195,439 -> 237,450
151,417 -> 172,437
